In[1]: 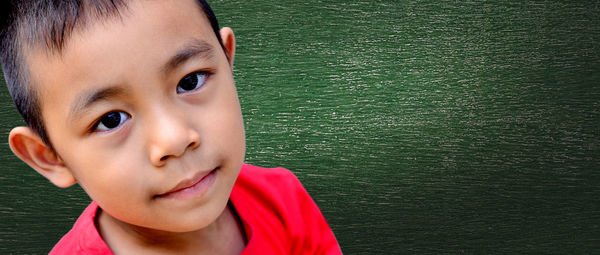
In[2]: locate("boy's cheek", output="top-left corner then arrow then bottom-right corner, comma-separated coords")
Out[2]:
71,157 -> 141,193
63,139 -> 146,188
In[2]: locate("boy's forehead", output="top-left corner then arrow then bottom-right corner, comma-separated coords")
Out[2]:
25,0 -> 216,63
25,0 -> 221,111
26,0 -> 218,83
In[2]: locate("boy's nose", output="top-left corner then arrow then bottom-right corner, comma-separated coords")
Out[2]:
147,111 -> 200,167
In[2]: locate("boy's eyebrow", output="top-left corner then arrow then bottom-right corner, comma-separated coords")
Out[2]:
69,86 -> 125,120
162,38 -> 214,76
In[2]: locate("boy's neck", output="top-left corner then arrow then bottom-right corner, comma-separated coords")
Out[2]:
96,203 -> 246,254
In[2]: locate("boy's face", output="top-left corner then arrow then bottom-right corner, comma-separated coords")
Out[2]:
24,0 -> 245,232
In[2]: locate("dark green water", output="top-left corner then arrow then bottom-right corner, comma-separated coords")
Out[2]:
1,0 -> 599,253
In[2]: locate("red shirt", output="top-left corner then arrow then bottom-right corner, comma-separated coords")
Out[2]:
49,164 -> 342,254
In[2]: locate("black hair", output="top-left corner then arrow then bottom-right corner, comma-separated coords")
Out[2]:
0,0 -> 225,150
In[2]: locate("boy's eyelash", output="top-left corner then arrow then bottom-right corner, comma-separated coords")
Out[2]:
89,116 -> 105,132
186,70 -> 214,81
89,111 -> 130,133
176,70 -> 213,94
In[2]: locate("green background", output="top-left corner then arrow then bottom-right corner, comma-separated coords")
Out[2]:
1,0 -> 599,253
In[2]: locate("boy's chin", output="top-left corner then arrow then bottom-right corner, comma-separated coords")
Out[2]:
98,198 -> 229,237
149,202 -> 230,233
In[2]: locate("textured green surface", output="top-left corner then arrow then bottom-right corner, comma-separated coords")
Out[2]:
1,1 -> 599,253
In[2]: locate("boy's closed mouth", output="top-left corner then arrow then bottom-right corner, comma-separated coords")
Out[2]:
154,167 -> 218,200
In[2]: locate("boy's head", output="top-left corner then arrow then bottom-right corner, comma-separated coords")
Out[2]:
1,0 -> 245,233
1,0 -> 227,149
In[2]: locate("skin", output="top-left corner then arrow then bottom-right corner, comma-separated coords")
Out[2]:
8,0 -> 246,253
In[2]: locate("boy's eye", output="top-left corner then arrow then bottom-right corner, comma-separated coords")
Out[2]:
93,111 -> 130,132
177,71 -> 209,94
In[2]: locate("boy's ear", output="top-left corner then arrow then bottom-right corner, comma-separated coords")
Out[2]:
8,127 -> 76,188
219,27 -> 235,67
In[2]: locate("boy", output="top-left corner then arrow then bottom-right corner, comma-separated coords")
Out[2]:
0,0 -> 341,254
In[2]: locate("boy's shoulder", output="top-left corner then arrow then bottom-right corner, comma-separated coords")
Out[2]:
49,201 -> 109,254
233,164 -> 307,217
231,164 -> 341,254
235,163 -> 301,191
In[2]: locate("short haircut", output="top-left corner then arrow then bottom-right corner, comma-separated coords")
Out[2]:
0,0 -> 225,150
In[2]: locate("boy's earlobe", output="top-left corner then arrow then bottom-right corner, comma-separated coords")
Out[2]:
8,127 -> 76,188
219,27 -> 236,67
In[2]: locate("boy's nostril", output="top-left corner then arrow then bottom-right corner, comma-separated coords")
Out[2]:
157,141 -> 197,163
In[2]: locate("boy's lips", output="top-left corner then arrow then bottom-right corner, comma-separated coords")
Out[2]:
155,167 -> 218,199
